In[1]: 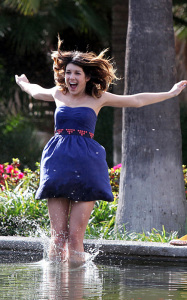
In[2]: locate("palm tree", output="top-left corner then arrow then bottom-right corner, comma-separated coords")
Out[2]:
115,0 -> 187,234
0,0 -> 111,115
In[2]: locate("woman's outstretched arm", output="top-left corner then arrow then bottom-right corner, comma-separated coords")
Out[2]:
15,74 -> 56,101
101,80 -> 187,108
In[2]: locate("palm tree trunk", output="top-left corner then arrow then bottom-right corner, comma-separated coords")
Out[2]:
115,0 -> 187,234
112,0 -> 128,165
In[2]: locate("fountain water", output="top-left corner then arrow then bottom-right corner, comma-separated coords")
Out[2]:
0,232 -> 187,300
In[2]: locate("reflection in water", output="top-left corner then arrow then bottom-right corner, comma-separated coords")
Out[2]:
0,260 -> 187,299
41,260 -> 102,299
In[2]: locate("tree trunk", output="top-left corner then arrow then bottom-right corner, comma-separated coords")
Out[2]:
112,0 -> 128,166
115,0 -> 187,234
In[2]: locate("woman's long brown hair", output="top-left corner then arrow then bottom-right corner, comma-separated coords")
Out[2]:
51,37 -> 117,98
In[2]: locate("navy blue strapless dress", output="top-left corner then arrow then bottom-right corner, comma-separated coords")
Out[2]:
35,106 -> 114,202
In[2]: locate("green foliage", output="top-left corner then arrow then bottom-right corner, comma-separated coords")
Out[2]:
0,161 -> 185,242
0,159 -> 47,236
0,115 -> 42,170
114,226 -> 178,243
85,198 -> 118,239
3,0 -> 40,16
183,164 -> 187,199
1,0 -> 111,55
173,2 -> 187,38
95,107 -> 114,167
0,189 -> 49,236
180,105 -> 187,165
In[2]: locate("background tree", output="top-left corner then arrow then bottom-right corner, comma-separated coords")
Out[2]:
173,0 -> 187,164
115,0 -> 187,234
112,0 -> 128,165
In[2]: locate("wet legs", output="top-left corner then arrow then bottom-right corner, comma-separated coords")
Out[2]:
48,197 -> 95,263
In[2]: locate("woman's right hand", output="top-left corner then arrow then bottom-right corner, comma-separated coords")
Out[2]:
15,74 -> 29,89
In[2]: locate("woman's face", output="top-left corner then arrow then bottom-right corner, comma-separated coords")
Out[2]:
65,63 -> 90,96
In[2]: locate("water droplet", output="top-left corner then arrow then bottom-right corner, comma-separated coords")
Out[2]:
156,149 -> 159,151
152,129 -> 155,131
53,169 -> 56,172
77,175 -> 80,178
96,152 -> 99,154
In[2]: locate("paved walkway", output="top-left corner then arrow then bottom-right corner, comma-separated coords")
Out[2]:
0,236 -> 186,264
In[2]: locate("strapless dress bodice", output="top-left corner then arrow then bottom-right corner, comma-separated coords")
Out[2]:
55,106 -> 97,134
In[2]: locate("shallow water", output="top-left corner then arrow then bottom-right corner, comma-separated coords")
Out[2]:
0,260 -> 187,300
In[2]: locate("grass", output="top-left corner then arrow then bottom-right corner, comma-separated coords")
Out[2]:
0,187 -> 49,236
0,188 -> 178,242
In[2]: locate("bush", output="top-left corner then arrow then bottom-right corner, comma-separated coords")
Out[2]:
0,158 -> 46,236
0,160 -> 121,237
0,161 -> 185,241
0,189 -> 49,236
0,114 -> 42,170
183,164 -> 187,199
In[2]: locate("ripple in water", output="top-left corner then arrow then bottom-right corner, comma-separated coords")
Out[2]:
1,260 -> 187,300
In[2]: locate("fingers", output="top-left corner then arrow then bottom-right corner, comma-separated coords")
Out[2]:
179,80 -> 187,88
15,74 -> 29,84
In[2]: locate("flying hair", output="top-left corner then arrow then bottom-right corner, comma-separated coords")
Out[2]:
51,36 -> 117,98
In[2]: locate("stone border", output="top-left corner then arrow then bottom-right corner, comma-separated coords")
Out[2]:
0,236 -> 187,264
84,239 -> 187,264
0,236 -> 45,263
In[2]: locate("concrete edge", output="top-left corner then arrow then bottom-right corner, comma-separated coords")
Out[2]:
0,236 -> 187,264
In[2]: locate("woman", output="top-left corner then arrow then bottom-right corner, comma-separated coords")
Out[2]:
15,38 -> 187,263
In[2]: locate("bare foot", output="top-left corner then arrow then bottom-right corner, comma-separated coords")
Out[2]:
68,251 -> 92,268
48,239 -> 68,262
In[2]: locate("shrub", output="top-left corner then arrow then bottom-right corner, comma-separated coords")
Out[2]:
0,161 -> 185,241
0,160 -> 121,237
0,189 -> 49,236
0,158 -> 43,236
183,165 -> 187,199
0,158 -> 40,192
0,114 -> 42,170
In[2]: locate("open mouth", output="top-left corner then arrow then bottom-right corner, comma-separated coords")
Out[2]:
69,83 -> 78,90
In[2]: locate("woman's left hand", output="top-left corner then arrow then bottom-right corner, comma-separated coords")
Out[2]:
169,80 -> 187,97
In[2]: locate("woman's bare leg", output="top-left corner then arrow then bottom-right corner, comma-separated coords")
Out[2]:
48,197 -> 70,261
68,200 -> 95,264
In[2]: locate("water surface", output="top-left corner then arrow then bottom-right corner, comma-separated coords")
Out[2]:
0,260 -> 187,299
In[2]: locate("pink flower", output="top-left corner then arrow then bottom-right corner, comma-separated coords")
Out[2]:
116,163 -> 122,168
4,174 -> 8,180
113,163 -> 122,171
18,172 -> 24,179
0,165 -> 4,173
6,165 -> 14,173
